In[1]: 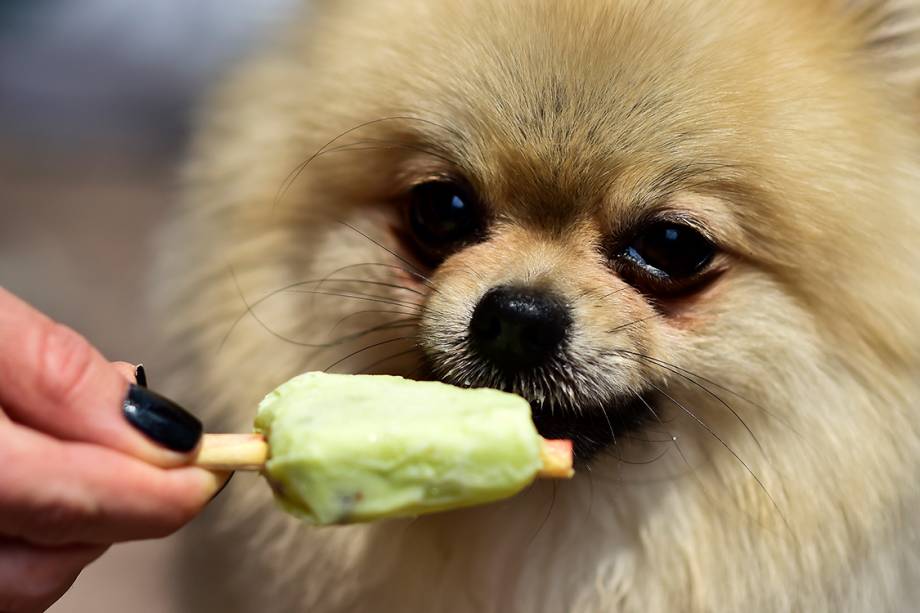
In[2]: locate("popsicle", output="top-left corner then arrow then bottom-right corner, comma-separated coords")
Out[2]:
195,372 -> 573,525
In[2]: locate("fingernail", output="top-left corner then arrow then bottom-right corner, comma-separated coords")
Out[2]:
134,364 -> 148,388
122,384 -> 202,452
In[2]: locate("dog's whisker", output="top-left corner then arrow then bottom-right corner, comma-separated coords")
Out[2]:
525,481 -> 558,550
323,336 -> 417,372
668,434 -> 789,536
612,350 -> 766,453
274,115 -> 466,214
227,266 -> 325,350
286,288 -> 424,311
595,286 -> 632,301
582,461 -> 596,526
608,440 -> 671,465
646,380 -> 789,529
228,266 -> 422,351
356,347 -> 423,375
311,276 -> 428,297
306,276 -> 425,318
249,300 -> 417,350
311,320 -> 421,353
312,261 -> 437,291
620,431 -> 675,444
622,350 -> 800,436
328,309 -> 421,335
606,314 -> 661,335
600,405 -> 618,449
607,432 -> 626,482
334,220 -> 437,290
633,391 -> 665,425
307,258 -> 428,314
220,268 -> 425,352
304,140 -> 459,168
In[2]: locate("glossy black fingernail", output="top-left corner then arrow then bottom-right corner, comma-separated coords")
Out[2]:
134,364 -> 148,388
122,384 -> 202,452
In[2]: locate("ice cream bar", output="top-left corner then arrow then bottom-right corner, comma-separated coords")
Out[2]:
249,372 -> 571,525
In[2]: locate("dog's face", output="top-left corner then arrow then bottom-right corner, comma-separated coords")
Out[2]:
189,0 -> 916,461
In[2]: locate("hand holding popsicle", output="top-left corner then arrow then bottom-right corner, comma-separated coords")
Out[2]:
0,288 -> 227,612
0,287 -> 572,611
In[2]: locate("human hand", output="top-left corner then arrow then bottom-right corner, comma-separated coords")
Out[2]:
0,287 -> 227,612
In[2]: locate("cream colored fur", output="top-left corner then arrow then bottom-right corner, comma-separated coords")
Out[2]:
158,1 -> 920,611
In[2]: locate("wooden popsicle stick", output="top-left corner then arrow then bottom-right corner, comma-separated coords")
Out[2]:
194,433 -> 574,478
537,438 -> 575,478
195,434 -> 268,470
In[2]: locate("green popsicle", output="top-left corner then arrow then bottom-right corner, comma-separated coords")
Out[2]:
197,372 -> 574,525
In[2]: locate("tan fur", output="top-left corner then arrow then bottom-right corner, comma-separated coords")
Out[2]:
158,1 -> 920,611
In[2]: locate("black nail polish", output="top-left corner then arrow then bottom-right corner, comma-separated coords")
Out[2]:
122,384 -> 202,452
134,364 -> 148,388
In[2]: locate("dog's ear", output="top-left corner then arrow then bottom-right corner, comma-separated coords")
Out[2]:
846,0 -> 920,92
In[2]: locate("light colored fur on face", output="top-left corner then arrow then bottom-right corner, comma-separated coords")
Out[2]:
158,0 -> 920,611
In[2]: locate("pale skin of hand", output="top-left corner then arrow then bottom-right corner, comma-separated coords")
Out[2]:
0,287 -> 228,613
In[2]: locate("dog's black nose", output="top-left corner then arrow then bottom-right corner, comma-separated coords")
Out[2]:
468,285 -> 571,370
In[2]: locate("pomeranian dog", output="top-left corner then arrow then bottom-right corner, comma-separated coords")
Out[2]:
158,0 -> 920,611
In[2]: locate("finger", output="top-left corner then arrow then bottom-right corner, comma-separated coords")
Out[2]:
0,288 -> 202,467
110,362 -> 139,384
0,538 -> 107,613
0,420 -> 228,546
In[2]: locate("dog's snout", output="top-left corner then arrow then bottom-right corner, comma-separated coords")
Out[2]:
468,285 -> 571,370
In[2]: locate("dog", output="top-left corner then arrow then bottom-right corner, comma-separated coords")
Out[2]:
157,0 -> 920,610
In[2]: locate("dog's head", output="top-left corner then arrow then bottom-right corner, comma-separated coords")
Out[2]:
172,0 -> 920,464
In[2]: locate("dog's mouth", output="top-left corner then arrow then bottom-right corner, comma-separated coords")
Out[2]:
413,359 -> 652,461
529,396 -> 653,461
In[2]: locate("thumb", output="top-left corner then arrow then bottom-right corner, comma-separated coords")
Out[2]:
0,287 -> 203,467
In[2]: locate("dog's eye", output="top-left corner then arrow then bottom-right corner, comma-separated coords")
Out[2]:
406,181 -> 484,264
618,222 -> 716,292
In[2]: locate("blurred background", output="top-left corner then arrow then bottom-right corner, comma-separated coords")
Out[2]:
0,1 -> 298,610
